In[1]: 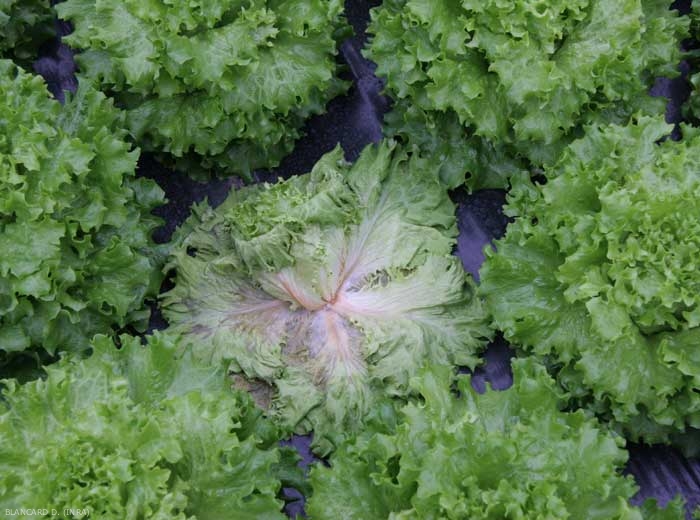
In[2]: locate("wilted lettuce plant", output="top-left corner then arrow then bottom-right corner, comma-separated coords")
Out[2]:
0,60 -> 164,358
161,141 -> 491,454
56,0 -> 349,178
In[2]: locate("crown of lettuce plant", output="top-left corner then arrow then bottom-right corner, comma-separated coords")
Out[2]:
0,61 -> 164,359
480,116 -> 700,448
307,358 -> 686,519
365,0 -> 688,189
161,142 -> 490,454
55,0 -> 349,179
0,332 -> 298,519
0,0 -> 54,62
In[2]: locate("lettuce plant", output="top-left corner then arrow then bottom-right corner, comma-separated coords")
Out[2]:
56,0 -> 349,179
0,61 -> 164,358
0,0 -> 54,61
161,142 -> 490,454
0,332 -> 296,519
480,116 -> 700,447
365,0 -> 688,189
685,2 -> 700,122
307,359 -> 685,519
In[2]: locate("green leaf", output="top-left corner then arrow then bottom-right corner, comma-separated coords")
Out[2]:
0,61 -> 165,359
56,0 -> 349,179
0,0 -> 54,62
366,0 -> 688,188
480,116 -> 700,445
308,359 -> 671,519
0,331 -> 291,519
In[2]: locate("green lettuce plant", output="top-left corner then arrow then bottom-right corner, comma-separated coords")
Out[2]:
684,1 -> 700,122
0,0 -> 54,61
0,60 -> 164,359
365,0 -> 688,189
307,359 -> 685,519
0,332 -> 298,519
161,141 -> 490,454
56,0 -> 349,179
480,116 -> 700,448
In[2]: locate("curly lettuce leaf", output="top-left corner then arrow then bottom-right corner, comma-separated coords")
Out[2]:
366,0 -> 688,189
161,141 -> 491,454
385,99 -> 528,190
307,358 -> 680,519
480,116 -> 700,446
0,331 -> 293,519
0,61 -> 164,358
56,0 -> 349,179
0,0 -> 54,61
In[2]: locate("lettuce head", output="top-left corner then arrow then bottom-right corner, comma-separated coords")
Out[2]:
307,358 -> 686,519
56,0 -> 349,179
365,0 -> 688,189
161,141 -> 491,454
0,332 -> 295,519
0,60 -> 164,359
480,116 -> 700,448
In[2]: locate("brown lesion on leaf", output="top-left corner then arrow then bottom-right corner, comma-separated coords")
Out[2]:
230,373 -> 275,410
190,323 -> 213,337
282,310 -> 314,367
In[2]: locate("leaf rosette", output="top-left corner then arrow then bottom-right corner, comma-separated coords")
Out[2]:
0,61 -> 164,358
480,116 -> 700,447
365,0 -> 688,189
307,359 -> 686,519
161,142 -> 490,454
0,332 -> 296,519
56,0 -> 349,179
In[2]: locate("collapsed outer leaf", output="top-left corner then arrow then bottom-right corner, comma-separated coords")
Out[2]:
161,141 -> 491,454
